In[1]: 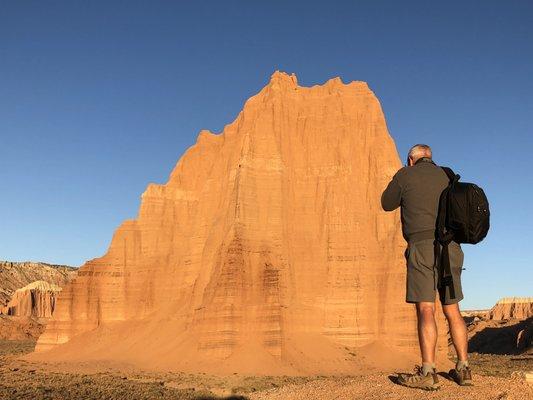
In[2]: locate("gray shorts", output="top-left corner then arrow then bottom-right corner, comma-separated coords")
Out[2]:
405,239 -> 464,305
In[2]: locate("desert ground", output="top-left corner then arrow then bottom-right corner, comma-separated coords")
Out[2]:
1,340 -> 531,400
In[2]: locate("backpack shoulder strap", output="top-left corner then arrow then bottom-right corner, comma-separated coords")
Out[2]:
435,166 -> 459,300
435,165 -> 457,243
441,166 -> 460,183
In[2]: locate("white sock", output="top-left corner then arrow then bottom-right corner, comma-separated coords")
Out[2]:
422,362 -> 433,375
456,359 -> 469,370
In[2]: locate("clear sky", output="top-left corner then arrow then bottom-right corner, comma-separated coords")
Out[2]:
1,1 -> 531,310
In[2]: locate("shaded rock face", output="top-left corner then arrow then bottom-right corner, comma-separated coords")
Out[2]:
35,72 -> 438,373
2,281 -> 62,318
489,298 -> 533,321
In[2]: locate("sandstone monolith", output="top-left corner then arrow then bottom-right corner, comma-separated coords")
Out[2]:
32,72 -> 449,374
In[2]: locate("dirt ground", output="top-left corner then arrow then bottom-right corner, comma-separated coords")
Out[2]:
1,340 -> 531,400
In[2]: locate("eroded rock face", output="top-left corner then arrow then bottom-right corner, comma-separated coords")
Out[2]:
34,72 -> 445,374
2,281 -> 62,318
0,261 -> 76,311
489,297 -> 533,320
0,262 -> 76,340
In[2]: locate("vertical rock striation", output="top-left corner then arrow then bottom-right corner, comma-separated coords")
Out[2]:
2,281 -> 62,318
33,72 -> 444,373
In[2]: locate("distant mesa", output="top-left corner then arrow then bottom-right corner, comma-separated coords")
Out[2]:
30,71 -> 449,374
2,281 -> 63,318
489,297 -> 533,321
0,260 -> 76,316
0,261 -> 77,340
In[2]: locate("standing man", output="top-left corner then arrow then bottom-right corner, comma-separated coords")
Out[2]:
381,144 -> 472,390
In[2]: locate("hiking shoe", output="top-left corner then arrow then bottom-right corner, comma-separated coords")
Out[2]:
432,367 -> 439,384
449,366 -> 473,386
397,365 -> 440,391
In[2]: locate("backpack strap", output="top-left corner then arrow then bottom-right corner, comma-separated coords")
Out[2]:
435,169 -> 454,244
435,166 -> 460,243
435,240 -> 456,299
434,166 -> 460,300
441,166 -> 460,183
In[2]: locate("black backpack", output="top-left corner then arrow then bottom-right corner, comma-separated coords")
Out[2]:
435,167 -> 490,298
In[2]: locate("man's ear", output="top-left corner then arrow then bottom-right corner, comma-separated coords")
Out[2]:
407,156 -> 413,166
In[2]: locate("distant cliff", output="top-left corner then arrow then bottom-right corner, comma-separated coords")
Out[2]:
489,297 -> 533,320
0,261 -> 76,318
2,281 -> 63,318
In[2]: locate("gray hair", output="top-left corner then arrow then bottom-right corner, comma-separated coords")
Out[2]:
408,144 -> 432,161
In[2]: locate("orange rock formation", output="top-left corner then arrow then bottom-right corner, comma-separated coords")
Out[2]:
2,281 -> 62,318
32,72 -> 448,374
0,261 -> 75,310
489,297 -> 533,320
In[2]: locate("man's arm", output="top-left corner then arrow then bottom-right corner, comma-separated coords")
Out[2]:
381,173 -> 402,211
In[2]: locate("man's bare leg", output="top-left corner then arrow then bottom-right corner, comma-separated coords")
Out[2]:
443,302 -> 473,385
442,303 -> 468,362
396,301 -> 440,389
416,302 -> 437,365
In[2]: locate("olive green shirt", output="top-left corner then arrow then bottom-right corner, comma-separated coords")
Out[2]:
381,158 -> 449,241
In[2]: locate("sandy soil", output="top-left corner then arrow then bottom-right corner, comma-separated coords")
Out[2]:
1,340 -> 531,400
249,372 -> 532,400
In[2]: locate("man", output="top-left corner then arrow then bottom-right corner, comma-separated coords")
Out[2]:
381,144 -> 472,390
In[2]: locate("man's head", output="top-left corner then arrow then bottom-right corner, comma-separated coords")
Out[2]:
407,144 -> 432,166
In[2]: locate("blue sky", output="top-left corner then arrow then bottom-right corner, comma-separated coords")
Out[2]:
1,1 -> 531,309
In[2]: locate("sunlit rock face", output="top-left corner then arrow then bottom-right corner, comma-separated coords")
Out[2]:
489,297 -> 533,320
2,281 -> 62,318
34,72 -> 445,374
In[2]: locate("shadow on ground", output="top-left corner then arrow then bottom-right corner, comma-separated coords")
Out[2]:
388,371 -> 455,386
469,317 -> 532,355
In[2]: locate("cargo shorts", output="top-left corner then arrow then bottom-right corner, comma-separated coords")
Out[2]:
405,239 -> 464,305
